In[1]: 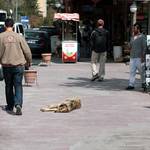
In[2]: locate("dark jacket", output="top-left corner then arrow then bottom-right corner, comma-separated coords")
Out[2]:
90,28 -> 109,53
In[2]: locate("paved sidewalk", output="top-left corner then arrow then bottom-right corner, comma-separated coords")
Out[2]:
0,59 -> 150,150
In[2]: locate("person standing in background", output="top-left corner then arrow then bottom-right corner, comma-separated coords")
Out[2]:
90,19 -> 109,81
126,23 -> 147,90
0,18 -> 32,115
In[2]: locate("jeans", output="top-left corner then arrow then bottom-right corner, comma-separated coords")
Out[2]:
91,51 -> 107,78
3,66 -> 24,109
128,58 -> 144,87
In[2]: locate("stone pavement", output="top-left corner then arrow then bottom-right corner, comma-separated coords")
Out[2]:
1,58 -> 150,150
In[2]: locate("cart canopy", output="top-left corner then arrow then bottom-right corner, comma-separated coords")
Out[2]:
54,13 -> 79,21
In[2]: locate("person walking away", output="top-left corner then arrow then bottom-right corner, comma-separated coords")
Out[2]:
126,23 -> 147,90
90,19 -> 109,81
0,18 -> 32,115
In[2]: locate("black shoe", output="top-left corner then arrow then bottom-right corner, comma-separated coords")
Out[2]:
98,77 -> 104,82
126,86 -> 134,90
2,105 -> 13,111
15,105 -> 22,115
91,74 -> 99,81
2,105 -> 15,115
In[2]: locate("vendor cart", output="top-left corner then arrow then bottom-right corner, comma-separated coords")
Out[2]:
54,13 -> 79,63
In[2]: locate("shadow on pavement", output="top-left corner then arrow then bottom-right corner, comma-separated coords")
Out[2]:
0,105 -> 16,115
143,106 -> 150,109
59,77 -> 142,92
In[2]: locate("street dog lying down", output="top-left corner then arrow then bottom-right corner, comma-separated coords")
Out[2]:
40,97 -> 81,113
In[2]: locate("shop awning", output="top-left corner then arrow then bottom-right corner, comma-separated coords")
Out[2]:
54,13 -> 79,21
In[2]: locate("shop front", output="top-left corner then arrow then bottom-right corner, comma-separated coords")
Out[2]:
62,0 -> 150,57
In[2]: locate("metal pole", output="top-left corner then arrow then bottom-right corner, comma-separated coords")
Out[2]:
62,22 -> 64,41
15,0 -> 18,22
133,11 -> 137,25
65,0 -> 68,12
76,22 -> 77,41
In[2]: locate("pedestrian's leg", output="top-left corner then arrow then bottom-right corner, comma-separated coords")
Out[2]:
98,52 -> 107,79
91,51 -> 99,81
137,59 -> 144,85
3,67 -> 14,110
13,66 -> 24,108
129,59 -> 137,87
91,51 -> 98,76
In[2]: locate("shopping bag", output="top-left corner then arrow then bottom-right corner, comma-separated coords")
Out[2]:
0,64 -> 3,81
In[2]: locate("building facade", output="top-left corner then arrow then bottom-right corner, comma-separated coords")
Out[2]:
38,0 -> 47,17
62,0 -> 150,45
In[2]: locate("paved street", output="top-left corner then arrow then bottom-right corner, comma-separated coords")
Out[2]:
1,58 -> 150,150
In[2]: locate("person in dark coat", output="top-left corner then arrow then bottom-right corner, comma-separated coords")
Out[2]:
90,19 -> 109,81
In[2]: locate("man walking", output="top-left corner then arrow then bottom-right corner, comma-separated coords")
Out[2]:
0,18 -> 32,115
126,23 -> 147,90
90,19 -> 109,81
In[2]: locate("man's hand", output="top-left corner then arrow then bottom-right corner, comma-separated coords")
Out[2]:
25,62 -> 31,70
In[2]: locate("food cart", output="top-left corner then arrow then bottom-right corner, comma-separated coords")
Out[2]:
54,13 -> 79,63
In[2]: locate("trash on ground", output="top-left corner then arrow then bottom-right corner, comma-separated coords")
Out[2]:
40,97 -> 81,113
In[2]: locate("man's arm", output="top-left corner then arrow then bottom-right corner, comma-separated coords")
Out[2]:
20,37 -> 32,67
141,35 -> 147,62
90,31 -> 95,50
0,37 -> 5,63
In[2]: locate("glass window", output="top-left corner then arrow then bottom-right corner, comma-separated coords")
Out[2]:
18,25 -> 24,35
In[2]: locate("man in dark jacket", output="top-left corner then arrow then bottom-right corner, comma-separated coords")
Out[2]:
90,19 -> 109,81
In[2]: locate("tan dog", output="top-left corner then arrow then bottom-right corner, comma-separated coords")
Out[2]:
40,97 -> 81,113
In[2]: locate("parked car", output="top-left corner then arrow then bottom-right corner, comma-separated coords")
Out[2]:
13,22 -> 25,36
25,29 -> 51,56
39,26 -> 59,36
0,24 -> 5,33
39,26 -> 61,54
0,22 -> 25,35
